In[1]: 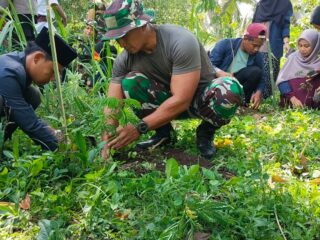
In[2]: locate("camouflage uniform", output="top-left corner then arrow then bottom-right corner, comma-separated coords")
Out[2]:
122,72 -> 244,128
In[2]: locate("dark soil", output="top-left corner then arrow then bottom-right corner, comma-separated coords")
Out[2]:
115,147 -> 235,179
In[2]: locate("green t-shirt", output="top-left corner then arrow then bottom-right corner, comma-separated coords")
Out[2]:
227,48 -> 249,73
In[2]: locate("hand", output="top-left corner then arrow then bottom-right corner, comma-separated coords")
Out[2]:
48,127 -> 64,143
62,16 -> 67,26
250,90 -> 262,109
101,124 -> 141,159
216,70 -> 233,78
284,42 -> 291,53
290,96 -> 303,108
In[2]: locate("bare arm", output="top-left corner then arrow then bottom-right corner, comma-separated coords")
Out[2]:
51,3 -> 67,26
104,70 -> 200,150
143,70 -> 200,129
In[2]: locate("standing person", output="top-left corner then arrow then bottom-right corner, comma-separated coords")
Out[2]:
311,6 -> 320,30
35,0 -> 67,33
209,23 -> 267,109
252,0 -> 293,98
0,27 -> 77,150
101,0 -> 244,159
276,29 -> 320,109
0,0 -> 37,43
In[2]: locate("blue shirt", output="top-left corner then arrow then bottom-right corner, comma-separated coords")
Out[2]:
209,38 -> 266,91
0,52 -> 58,150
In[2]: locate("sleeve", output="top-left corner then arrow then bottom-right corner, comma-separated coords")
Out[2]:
170,31 -> 201,75
0,67 -> 58,150
111,51 -> 130,84
282,8 -> 293,39
49,0 -> 59,5
254,53 -> 266,92
209,39 -> 227,70
278,81 -> 292,95
0,0 -> 8,8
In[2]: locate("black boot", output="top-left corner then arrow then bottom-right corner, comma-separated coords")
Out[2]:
196,121 -> 217,159
136,123 -> 173,149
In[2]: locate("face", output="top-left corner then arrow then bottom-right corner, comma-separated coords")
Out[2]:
242,37 -> 264,55
298,39 -> 313,58
84,25 -> 95,38
116,26 -> 146,54
28,52 -> 63,86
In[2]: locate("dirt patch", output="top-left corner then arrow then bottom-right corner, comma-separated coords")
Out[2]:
116,147 -> 235,179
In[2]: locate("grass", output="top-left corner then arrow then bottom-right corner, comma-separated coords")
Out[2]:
0,98 -> 320,239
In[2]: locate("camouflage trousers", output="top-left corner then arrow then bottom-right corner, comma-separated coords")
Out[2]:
121,72 -> 244,128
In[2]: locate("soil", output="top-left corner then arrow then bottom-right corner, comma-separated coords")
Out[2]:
115,147 -> 235,179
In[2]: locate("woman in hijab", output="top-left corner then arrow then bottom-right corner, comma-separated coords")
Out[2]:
252,0 -> 293,99
276,29 -> 320,109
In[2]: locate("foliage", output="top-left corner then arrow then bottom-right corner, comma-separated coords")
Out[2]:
1,0 -> 320,239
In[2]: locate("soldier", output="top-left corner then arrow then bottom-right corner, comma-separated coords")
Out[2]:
101,0 -> 244,159
0,27 -> 77,151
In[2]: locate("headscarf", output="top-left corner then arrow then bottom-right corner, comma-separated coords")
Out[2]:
276,29 -> 320,85
252,0 -> 293,26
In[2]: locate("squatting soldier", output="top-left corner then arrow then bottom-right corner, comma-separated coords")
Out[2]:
0,27 -> 77,151
101,0 -> 244,159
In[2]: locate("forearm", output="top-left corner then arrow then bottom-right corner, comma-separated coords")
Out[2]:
52,4 -> 66,21
143,95 -> 191,130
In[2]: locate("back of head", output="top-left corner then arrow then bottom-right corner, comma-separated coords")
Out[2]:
311,6 -> 320,26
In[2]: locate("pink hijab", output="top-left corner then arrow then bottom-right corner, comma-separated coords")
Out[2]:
276,29 -> 320,85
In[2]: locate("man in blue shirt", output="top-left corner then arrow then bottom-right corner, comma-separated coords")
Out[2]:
0,27 -> 77,151
209,23 -> 267,109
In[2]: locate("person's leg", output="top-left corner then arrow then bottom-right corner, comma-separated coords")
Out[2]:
121,72 -> 174,149
233,66 -> 261,104
4,86 -> 42,140
191,77 -> 244,158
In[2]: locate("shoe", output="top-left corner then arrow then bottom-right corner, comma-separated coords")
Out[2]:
136,123 -> 173,150
196,121 -> 217,159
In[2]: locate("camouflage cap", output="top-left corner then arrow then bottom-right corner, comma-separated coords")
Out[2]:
102,0 -> 154,40
209,77 -> 244,120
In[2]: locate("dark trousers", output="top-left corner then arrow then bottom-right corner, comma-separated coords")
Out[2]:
12,14 -> 36,50
234,66 -> 262,103
0,86 -> 41,140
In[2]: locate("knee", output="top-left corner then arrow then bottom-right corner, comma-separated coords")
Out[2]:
248,66 -> 262,80
121,72 -> 149,98
208,77 -> 244,119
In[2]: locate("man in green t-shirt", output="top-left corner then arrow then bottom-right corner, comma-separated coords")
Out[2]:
209,23 -> 267,109
101,0 -> 244,159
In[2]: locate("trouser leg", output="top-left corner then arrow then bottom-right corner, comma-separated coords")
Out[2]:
233,66 -> 262,103
191,76 -> 244,158
121,72 -> 173,149
4,86 -> 41,140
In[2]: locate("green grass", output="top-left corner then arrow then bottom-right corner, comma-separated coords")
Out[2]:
1,99 -> 320,240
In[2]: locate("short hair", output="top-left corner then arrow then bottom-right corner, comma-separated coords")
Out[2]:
24,41 -> 52,61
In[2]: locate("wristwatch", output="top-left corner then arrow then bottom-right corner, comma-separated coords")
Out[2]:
136,120 -> 149,134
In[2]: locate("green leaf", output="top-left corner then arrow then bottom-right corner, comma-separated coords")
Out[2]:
165,158 -> 179,179
0,167 -> 8,176
188,164 -> 199,176
30,158 -> 44,177
36,219 -> 52,240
